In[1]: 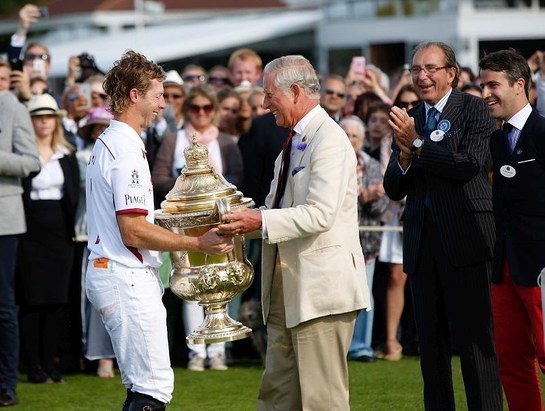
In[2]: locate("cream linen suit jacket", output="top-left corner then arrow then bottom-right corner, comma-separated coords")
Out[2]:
261,107 -> 370,328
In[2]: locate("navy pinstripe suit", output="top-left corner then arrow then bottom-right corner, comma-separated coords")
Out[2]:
384,89 -> 503,410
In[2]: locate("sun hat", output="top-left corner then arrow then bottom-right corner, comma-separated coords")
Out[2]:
234,80 -> 252,93
27,93 -> 65,117
164,70 -> 184,90
78,105 -> 113,141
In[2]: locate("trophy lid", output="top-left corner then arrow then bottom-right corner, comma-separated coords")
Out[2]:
157,134 -> 253,217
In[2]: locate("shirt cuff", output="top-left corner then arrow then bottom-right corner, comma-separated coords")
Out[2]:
11,33 -> 26,48
260,210 -> 268,240
397,160 -> 412,175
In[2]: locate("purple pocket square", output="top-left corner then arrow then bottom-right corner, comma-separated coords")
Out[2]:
292,166 -> 305,176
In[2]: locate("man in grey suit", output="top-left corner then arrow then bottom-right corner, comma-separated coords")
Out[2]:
0,90 -> 40,407
219,55 -> 369,410
384,42 -> 503,410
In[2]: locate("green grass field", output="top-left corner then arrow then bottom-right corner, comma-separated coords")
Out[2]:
15,356 -> 480,410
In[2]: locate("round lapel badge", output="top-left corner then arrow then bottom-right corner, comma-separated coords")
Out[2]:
437,119 -> 451,133
430,129 -> 444,142
499,165 -> 516,178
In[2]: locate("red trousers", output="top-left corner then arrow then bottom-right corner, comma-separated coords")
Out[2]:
491,260 -> 545,411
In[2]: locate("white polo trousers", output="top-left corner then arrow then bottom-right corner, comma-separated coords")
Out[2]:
86,260 -> 174,404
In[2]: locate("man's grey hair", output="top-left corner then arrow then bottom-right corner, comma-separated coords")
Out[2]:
264,55 -> 320,99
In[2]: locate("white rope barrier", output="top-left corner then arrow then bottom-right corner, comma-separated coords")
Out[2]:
359,226 -> 403,232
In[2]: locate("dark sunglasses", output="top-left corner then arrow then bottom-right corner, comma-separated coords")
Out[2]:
189,104 -> 214,114
398,100 -> 420,109
24,53 -> 49,62
208,77 -> 230,85
183,74 -> 206,83
164,93 -> 184,100
324,89 -> 346,98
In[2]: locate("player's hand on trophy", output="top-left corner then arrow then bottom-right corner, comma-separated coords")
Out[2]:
197,227 -> 234,255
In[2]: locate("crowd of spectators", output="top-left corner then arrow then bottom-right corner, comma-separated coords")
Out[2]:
3,2 -> 545,409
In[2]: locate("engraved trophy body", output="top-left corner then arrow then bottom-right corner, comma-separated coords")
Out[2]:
155,136 -> 254,344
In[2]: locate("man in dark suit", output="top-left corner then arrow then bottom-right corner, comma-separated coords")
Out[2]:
480,48 -> 545,411
384,42 -> 503,410
237,112 -> 288,302
238,111 -> 288,208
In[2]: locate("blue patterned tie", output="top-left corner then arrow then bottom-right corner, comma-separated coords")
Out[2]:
424,107 -> 439,138
502,122 -> 515,153
423,108 -> 438,208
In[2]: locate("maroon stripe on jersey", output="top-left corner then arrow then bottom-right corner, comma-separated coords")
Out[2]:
116,208 -> 148,215
127,246 -> 143,263
97,138 -> 115,159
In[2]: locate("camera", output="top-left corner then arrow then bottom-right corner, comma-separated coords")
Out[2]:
78,53 -> 97,70
39,7 -> 49,19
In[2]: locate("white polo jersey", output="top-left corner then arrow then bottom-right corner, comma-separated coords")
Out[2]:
86,119 -> 162,268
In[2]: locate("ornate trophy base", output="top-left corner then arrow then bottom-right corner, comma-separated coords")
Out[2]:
186,301 -> 252,344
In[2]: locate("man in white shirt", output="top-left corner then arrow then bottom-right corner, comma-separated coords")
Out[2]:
85,50 -> 233,411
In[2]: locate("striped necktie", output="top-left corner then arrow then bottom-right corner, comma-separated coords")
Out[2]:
272,129 -> 295,209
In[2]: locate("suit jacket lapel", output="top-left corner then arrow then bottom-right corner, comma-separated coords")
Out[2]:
412,103 -> 426,136
293,108 -> 329,167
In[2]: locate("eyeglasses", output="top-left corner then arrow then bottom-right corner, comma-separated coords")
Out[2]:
164,93 -> 183,100
324,89 -> 346,98
189,104 -> 214,114
410,65 -> 449,75
24,53 -> 49,62
208,77 -> 230,85
398,100 -> 420,109
183,74 -> 206,83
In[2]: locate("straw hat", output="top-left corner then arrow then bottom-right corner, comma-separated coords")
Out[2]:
164,70 -> 184,90
27,93 -> 65,117
234,80 -> 252,93
78,106 -> 113,141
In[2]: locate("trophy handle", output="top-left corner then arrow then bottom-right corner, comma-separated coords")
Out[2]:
216,197 -> 231,219
214,198 -> 233,263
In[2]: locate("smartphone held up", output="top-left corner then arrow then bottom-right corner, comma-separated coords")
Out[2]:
351,56 -> 366,78
9,57 -> 24,72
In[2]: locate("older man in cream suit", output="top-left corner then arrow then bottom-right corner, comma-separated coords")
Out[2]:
219,55 -> 369,411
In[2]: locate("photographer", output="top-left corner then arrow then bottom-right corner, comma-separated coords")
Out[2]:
65,53 -> 104,90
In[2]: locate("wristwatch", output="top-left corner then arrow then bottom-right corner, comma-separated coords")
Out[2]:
411,137 -> 424,155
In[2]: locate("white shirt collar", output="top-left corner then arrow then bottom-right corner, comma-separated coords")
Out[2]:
293,104 -> 321,136
505,103 -> 532,131
108,119 -> 146,150
424,88 -> 452,114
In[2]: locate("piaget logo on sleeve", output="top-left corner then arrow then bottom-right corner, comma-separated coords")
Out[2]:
124,194 -> 146,206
